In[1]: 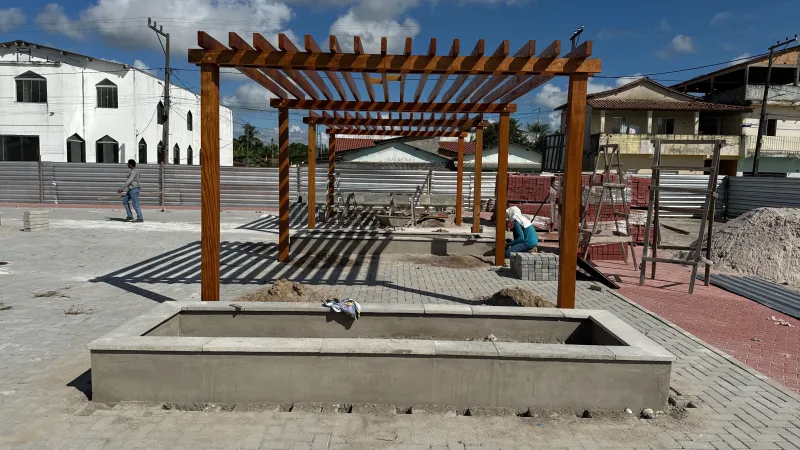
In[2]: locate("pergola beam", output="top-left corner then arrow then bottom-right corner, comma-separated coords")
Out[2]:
328,129 -> 467,138
270,99 -> 516,113
426,39 -> 460,102
330,36 -> 361,101
354,36 -> 376,102
253,33 -> 320,100
483,40 -> 562,104
440,39 -> 485,103
469,40 -> 538,102
453,40 -> 509,103
303,116 -> 486,128
305,35 -> 346,101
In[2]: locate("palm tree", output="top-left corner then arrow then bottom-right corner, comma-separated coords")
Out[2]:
527,121 -> 550,137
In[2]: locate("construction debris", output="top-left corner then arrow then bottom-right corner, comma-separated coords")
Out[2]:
235,279 -> 329,303
481,287 -> 556,308
770,316 -> 795,327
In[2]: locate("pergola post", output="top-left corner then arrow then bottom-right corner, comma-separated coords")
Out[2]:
495,112 -> 510,266
200,63 -> 220,301
327,134 -> 336,218
455,135 -> 464,226
557,74 -> 589,309
472,127 -> 483,233
307,124 -> 316,230
278,108 -> 290,262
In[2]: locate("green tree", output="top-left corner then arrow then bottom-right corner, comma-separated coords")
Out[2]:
527,121 -> 552,153
288,142 -> 309,165
483,117 -> 531,149
233,123 -> 264,166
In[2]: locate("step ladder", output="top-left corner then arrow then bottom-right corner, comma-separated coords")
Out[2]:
639,139 -> 722,294
579,144 -> 637,268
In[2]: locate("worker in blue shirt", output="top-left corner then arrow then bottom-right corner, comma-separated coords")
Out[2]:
504,206 -> 539,258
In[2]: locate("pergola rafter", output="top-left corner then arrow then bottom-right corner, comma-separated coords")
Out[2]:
194,31 -> 599,311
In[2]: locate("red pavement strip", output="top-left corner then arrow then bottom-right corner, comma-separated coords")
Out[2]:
593,249 -> 800,393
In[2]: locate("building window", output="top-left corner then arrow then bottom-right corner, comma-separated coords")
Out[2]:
15,71 -> 47,103
0,135 -> 40,161
173,144 -> 180,165
138,138 -> 147,164
187,146 -> 193,165
656,118 -> 675,134
187,111 -> 193,131
767,119 -> 777,136
95,135 -> 119,163
67,134 -> 86,163
157,141 -> 164,163
611,117 -> 628,134
157,102 -> 165,125
96,79 -> 118,108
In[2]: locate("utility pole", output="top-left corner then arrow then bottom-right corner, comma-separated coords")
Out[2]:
752,35 -> 797,176
148,18 -> 170,207
570,25 -> 584,51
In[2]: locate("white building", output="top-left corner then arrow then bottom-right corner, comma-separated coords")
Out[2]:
0,41 -> 233,165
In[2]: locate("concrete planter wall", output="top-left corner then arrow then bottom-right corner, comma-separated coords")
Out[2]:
89,303 -> 674,412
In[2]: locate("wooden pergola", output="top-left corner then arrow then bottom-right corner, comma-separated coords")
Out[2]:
190,31 -> 599,308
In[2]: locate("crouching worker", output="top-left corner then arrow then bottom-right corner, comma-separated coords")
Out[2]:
505,206 -> 538,258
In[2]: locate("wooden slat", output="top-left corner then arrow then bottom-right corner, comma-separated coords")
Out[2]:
382,72 -> 390,102
469,40 -> 536,102
272,99 -> 514,114
303,116 -> 486,129
483,40 -> 561,103
212,32 -> 288,99
305,35 -> 346,101
454,40 -> 509,103
399,39 -> 411,102
413,38 -> 437,103
426,39 -> 459,102
200,63 -> 220,300
354,36 -> 376,102
329,36 -> 361,101
441,39 -> 484,103
280,34 -> 334,100
249,33 -> 311,100
328,129 -> 466,137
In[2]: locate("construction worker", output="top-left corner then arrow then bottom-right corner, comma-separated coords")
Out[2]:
117,159 -> 143,222
505,206 -> 538,257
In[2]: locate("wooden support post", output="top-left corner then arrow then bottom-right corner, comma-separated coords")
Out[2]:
455,136 -> 464,226
307,124 -> 316,229
472,127 -> 483,233
200,63 -> 220,301
327,134 -> 336,218
558,73 -> 588,309
278,108 -> 290,262
495,112 -> 510,266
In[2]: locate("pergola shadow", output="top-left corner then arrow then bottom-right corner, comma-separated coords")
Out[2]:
238,206 -> 380,233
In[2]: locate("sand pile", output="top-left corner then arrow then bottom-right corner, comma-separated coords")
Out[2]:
481,287 -> 556,307
235,279 -> 330,303
688,208 -> 800,286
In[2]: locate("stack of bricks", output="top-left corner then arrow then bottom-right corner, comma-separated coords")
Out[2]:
507,174 -> 553,202
512,252 -> 559,281
581,203 -> 631,223
628,177 -> 651,208
629,223 -> 656,245
23,210 -> 50,232
580,243 -> 625,261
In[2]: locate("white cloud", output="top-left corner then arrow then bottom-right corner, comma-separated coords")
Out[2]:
658,18 -> 671,32
290,125 -> 304,134
36,4 -> 84,40
729,53 -> 752,66
222,82 -> 276,110
710,11 -> 731,25
38,0 -> 294,56
656,34 -> 697,59
133,59 -> 155,75
534,81 -> 615,109
616,73 -> 644,87
0,7 -> 25,32
330,10 -> 421,53
546,111 -> 561,130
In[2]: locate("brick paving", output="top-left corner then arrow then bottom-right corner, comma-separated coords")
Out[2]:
0,207 -> 799,449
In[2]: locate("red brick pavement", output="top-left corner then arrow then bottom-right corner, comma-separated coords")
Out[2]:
592,250 -> 800,393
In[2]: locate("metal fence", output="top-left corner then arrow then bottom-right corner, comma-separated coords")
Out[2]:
631,174 -> 727,218
726,177 -> 800,217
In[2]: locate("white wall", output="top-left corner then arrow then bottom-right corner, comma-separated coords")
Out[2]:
742,106 -> 800,137
463,144 -> 542,165
0,46 -> 233,165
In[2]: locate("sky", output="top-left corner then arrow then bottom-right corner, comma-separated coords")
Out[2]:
1,0 -> 798,142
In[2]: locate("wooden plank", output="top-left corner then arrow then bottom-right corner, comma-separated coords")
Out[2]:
454,40 -> 509,103
413,38 -> 437,102
426,39 -> 459,102
327,135 -> 336,218
249,33 -> 311,100
270,99 -> 517,113
441,39 -> 484,103
495,112 -> 509,266
498,41 -> 591,104
329,36 -> 361,101
307,123 -> 316,230
557,74 -> 588,309
278,108 -> 291,262
456,136 -> 464,226
301,35 -> 342,100
328,129 -> 465,137
354,36 -> 376,102
399,38 -> 411,102
483,40 -> 562,104
382,72 -> 390,101
200,63 -> 220,301
280,34 -> 333,100
303,116 -> 486,128
216,32 -> 288,99
472,126 -> 483,234
470,40 -> 536,102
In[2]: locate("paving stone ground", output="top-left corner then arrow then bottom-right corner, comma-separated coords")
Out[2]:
0,206 -> 799,450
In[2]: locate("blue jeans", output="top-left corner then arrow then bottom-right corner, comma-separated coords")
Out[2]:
505,241 -> 534,258
122,187 -> 143,220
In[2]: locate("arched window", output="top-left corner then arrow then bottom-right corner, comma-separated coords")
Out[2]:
157,101 -> 165,125
187,111 -> 193,131
15,71 -> 47,103
95,135 -> 119,163
66,134 -> 85,163
96,79 -> 118,108
187,146 -> 193,165
173,144 -> 180,165
157,141 -> 164,163
138,138 -> 147,164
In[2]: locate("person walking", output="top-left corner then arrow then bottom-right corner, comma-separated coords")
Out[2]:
504,206 -> 538,258
118,159 -> 143,222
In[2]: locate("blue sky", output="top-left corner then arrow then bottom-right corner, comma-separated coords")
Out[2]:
1,0 -> 798,139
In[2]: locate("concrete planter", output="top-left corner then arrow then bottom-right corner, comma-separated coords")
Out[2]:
290,229 -> 493,257
89,303 -> 674,411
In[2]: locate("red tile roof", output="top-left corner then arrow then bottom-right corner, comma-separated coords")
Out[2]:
438,141 -> 478,155
334,138 -> 375,153
586,99 -> 751,112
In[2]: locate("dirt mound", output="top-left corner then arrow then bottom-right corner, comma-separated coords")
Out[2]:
403,255 -> 488,269
481,287 -> 556,307
235,279 -> 329,303
291,251 -> 356,269
682,208 -> 800,286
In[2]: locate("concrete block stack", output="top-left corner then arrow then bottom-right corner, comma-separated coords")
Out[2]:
512,252 -> 559,281
23,210 -> 50,232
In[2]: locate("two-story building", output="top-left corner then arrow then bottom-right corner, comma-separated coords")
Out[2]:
0,40 -> 234,165
672,45 -> 800,176
557,78 -> 751,175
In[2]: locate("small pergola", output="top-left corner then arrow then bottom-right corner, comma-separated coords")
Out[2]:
189,31 -> 599,308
